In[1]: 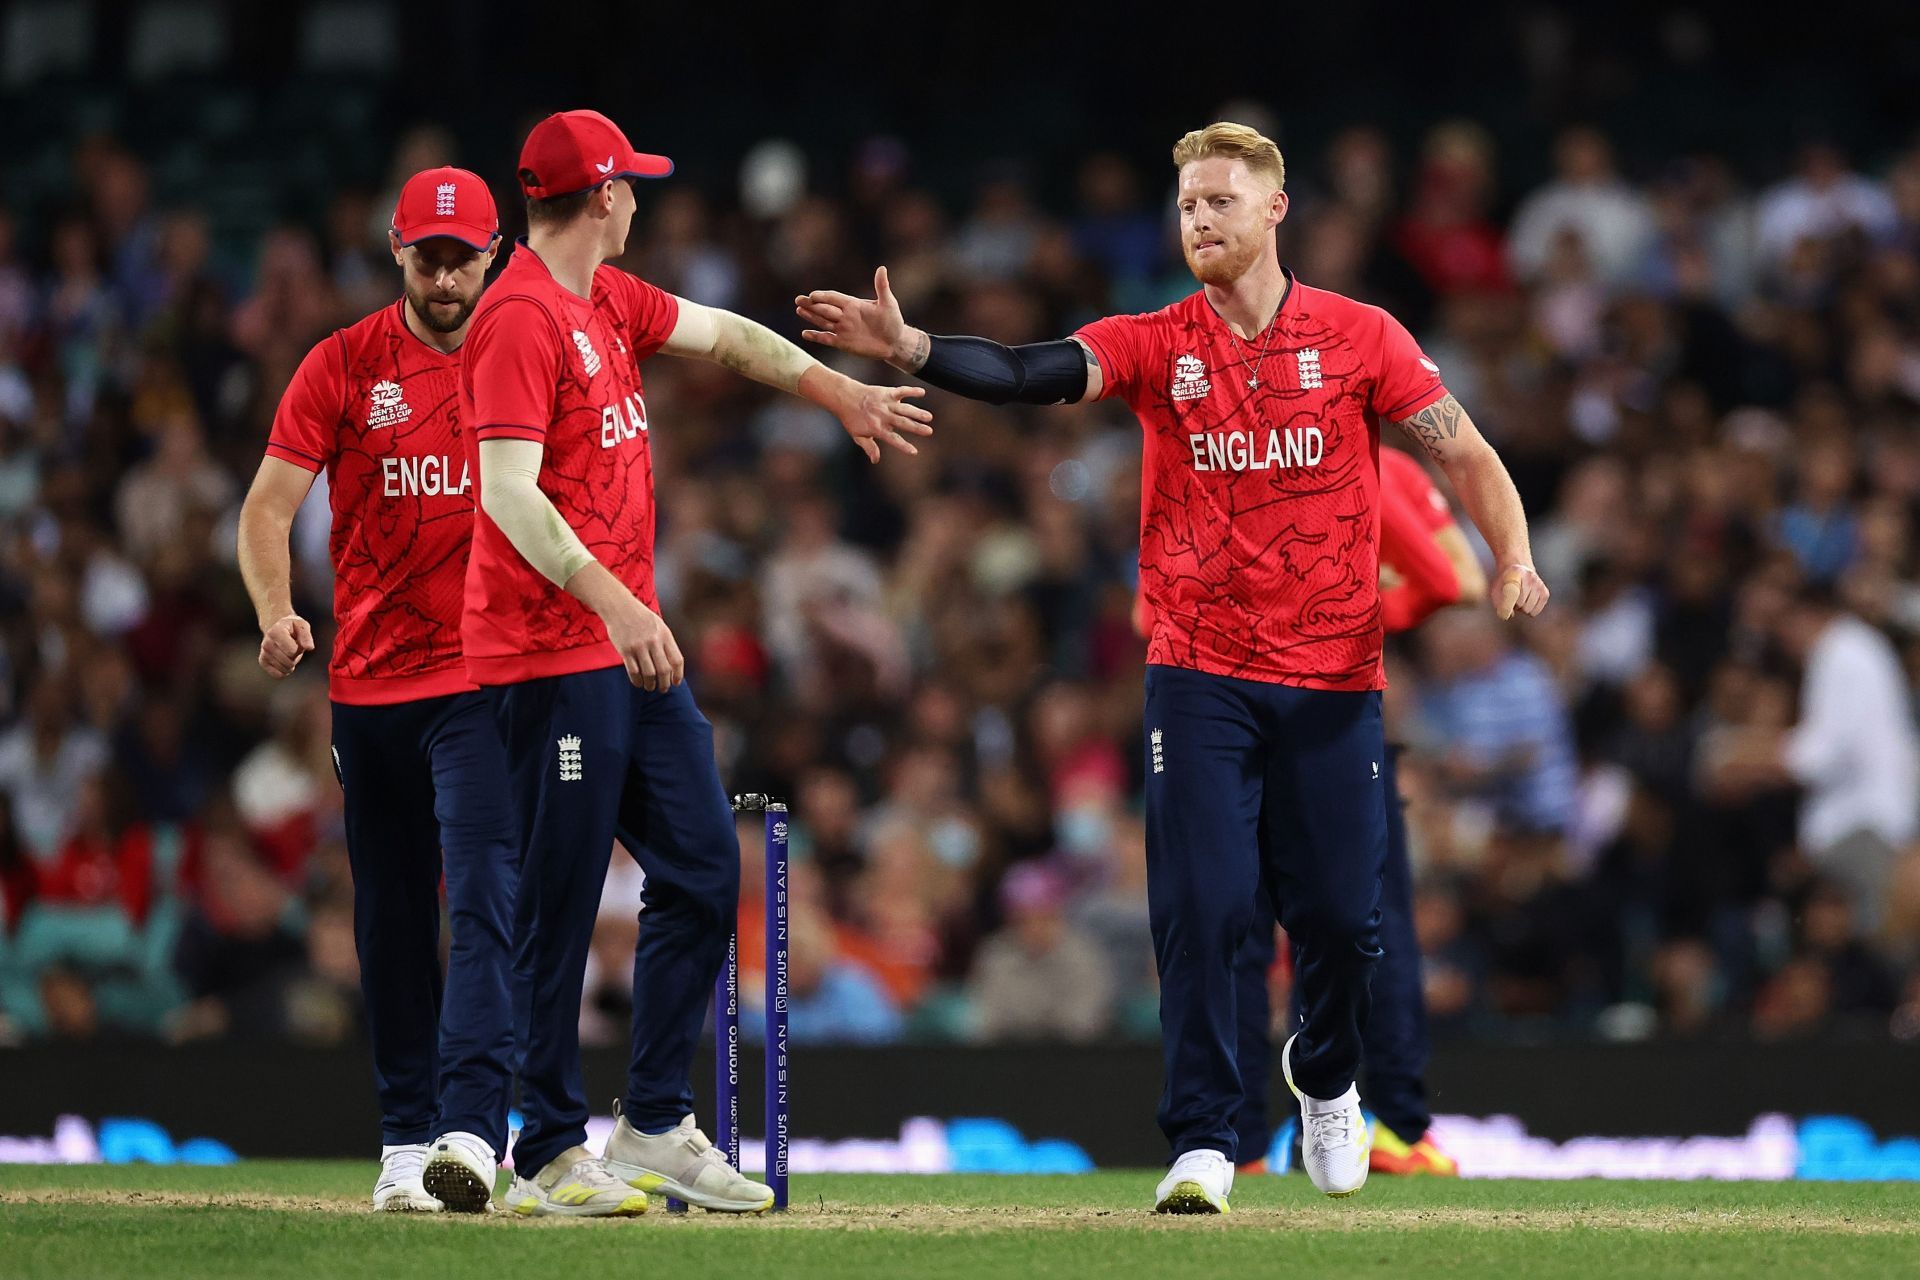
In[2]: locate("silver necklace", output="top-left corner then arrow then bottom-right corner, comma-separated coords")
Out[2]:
1226,307 -> 1281,389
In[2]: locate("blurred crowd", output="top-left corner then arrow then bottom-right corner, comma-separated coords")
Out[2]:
5,110 -> 1920,1052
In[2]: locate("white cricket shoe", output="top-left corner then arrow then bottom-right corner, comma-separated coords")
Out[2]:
602,1104 -> 775,1213
502,1146 -> 650,1217
372,1144 -> 442,1212
1282,1034 -> 1370,1197
1153,1148 -> 1233,1214
422,1130 -> 497,1213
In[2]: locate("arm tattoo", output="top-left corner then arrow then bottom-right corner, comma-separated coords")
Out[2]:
1397,394 -> 1465,462
902,329 -> 931,372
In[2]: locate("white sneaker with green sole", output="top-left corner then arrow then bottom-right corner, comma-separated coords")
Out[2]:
1153,1148 -> 1233,1214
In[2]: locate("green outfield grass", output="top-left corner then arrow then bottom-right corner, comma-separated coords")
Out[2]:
3,1162 -> 1918,1279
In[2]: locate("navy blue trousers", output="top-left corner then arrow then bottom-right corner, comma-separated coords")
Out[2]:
1232,747 -> 1433,1160
332,692 -> 519,1151
1144,664 -> 1387,1163
490,667 -> 739,1177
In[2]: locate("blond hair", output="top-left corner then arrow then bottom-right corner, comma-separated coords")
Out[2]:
1171,122 -> 1286,191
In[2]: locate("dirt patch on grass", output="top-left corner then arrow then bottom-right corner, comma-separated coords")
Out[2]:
0,1189 -> 371,1214
5,1189 -> 1913,1237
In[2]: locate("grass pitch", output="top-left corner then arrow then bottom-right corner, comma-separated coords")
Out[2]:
3,1162 -> 1918,1279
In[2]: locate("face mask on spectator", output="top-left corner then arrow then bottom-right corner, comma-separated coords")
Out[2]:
1057,805 -> 1113,861
928,818 -> 979,869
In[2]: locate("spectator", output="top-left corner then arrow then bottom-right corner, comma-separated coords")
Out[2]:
228,682 -> 331,879
44,217 -> 118,428
169,822 -> 307,1040
1065,807 -> 1156,1036
968,861 -> 1113,1042
953,173 -> 1043,281
1072,152 -> 1166,293
0,673 -> 108,858
840,821 -> 950,1010
1775,439 -> 1861,584
1728,588 -> 1920,922
1392,122 -> 1510,298
1509,126 -> 1657,289
1756,143 -> 1899,270
1419,609 -> 1580,835
113,413 -> 234,564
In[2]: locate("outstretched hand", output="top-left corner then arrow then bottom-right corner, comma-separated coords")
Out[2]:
832,382 -> 933,464
796,266 -> 914,365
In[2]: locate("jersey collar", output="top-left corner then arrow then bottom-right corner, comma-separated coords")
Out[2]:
1201,267 -> 1298,341
513,237 -> 595,303
389,298 -> 463,361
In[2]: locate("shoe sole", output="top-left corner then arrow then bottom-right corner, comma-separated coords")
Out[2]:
422,1156 -> 494,1213
605,1160 -> 774,1214
1154,1181 -> 1228,1214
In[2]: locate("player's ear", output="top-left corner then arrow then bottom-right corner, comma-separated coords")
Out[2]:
1269,189 -> 1289,229
388,229 -> 405,266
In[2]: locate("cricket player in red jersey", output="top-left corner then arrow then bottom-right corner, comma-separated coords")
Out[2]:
237,168 -> 518,1213
1232,445 -> 1486,1179
799,121 -> 1548,1212
458,109 -> 931,1217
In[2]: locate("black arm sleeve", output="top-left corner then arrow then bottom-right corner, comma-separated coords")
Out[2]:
916,335 -> 1089,406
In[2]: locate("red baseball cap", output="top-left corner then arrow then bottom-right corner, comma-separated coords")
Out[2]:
392,166 -> 499,251
517,109 -> 673,199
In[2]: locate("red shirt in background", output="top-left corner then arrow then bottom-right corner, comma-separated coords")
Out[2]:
1378,446 -> 1464,633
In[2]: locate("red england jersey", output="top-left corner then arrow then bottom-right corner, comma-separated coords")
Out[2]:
1076,272 -> 1447,689
459,243 -> 679,684
267,301 -> 477,705
1378,446 -> 1463,635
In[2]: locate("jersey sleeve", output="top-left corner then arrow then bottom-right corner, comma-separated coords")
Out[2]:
265,335 -> 346,472
1073,312 -> 1154,404
598,268 -> 681,360
467,299 -> 562,443
1363,306 -> 1448,421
